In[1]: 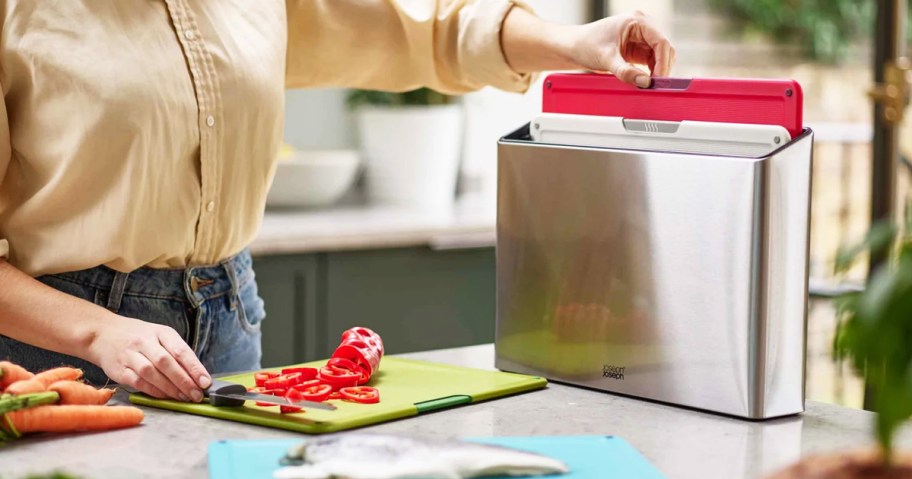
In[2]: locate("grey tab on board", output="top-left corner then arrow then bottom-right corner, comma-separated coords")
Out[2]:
622,119 -> 681,134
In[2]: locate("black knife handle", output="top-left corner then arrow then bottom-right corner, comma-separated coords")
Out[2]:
206,378 -> 247,407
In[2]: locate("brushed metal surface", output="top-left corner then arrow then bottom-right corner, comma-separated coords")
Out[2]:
495,126 -> 812,419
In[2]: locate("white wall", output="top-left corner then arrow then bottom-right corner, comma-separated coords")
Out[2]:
283,0 -> 592,194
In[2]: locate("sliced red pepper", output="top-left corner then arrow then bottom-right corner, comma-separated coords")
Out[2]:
264,372 -> 303,390
340,386 -> 380,404
280,405 -> 303,414
288,383 -> 332,402
280,367 -> 318,380
318,366 -> 360,390
253,371 -> 279,387
327,357 -> 371,385
296,379 -> 323,390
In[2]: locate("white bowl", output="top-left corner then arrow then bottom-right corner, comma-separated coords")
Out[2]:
266,150 -> 361,208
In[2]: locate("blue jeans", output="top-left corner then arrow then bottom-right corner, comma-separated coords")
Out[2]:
0,250 -> 264,386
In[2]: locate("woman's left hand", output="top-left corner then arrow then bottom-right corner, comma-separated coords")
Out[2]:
502,8 -> 676,88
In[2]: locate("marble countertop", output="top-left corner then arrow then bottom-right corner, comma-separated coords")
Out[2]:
4,344 -> 908,479
250,194 -> 497,256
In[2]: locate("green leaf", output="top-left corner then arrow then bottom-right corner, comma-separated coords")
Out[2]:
834,221 -> 897,273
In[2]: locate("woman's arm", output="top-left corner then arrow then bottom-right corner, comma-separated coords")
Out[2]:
285,1 -> 674,93
0,260 -> 211,401
501,8 -> 675,87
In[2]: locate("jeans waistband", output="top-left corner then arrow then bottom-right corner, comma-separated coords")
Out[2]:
43,249 -> 254,309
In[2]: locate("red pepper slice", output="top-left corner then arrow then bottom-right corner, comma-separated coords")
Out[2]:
339,386 -> 380,404
288,383 -> 332,402
318,366 -> 360,390
264,372 -> 303,390
280,405 -> 303,414
280,367 -> 318,380
327,357 -> 371,385
253,371 -> 279,387
296,379 -> 323,390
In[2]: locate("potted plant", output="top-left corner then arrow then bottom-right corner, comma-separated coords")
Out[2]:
767,214 -> 912,478
347,87 -> 463,210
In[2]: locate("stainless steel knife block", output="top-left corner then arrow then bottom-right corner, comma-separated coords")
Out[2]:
494,124 -> 813,419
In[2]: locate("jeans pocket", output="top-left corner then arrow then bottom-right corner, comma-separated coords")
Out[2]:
117,295 -> 193,341
236,278 -> 266,333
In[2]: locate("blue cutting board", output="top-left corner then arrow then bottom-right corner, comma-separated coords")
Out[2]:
208,435 -> 666,479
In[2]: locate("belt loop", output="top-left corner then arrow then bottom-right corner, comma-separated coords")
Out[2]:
223,260 -> 240,311
183,267 -> 201,308
106,271 -> 130,312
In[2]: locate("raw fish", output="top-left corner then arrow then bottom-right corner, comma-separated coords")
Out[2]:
274,433 -> 569,479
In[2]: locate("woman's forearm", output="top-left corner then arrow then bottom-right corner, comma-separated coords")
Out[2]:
500,7 -> 579,74
501,7 -> 675,87
0,260 -> 106,360
0,260 -> 210,402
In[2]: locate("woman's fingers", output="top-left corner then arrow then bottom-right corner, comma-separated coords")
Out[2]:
129,350 -> 189,402
620,14 -> 675,77
119,367 -> 169,400
157,328 -> 211,393
143,334 -> 204,402
607,55 -> 650,88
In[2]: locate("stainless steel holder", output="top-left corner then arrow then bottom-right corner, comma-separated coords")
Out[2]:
494,124 -> 814,419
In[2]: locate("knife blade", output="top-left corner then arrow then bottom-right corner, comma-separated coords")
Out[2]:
205,378 -> 336,411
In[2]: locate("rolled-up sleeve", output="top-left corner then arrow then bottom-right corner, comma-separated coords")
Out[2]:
285,0 -> 534,94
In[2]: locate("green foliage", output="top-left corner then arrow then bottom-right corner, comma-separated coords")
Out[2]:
834,216 -> 912,463
346,88 -> 454,109
707,0 -> 911,63
21,473 -> 84,479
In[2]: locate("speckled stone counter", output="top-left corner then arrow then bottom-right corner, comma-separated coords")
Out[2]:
250,194 -> 497,256
3,345 -> 907,479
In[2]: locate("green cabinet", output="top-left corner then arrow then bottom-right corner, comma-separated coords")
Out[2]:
252,247 -> 496,367
250,254 -> 320,367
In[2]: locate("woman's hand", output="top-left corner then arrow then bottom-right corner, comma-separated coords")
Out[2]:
0,260 -> 210,402
86,315 -> 211,402
502,8 -> 675,87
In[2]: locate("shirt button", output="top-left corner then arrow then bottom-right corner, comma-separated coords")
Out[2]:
206,115 -> 215,127
184,30 -> 194,41
206,201 -> 216,212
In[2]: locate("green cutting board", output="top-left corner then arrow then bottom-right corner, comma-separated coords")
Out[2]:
129,358 -> 546,434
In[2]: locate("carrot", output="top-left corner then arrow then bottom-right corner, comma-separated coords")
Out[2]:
0,361 -> 34,390
4,405 -> 144,433
48,381 -> 114,405
5,367 -> 83,395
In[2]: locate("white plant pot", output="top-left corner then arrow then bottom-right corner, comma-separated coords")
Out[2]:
356,104 -> 463,210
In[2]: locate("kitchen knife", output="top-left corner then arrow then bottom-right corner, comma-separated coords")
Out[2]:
205,378 -> 337,411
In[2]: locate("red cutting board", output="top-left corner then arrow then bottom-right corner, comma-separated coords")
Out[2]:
542,72 -> 804,138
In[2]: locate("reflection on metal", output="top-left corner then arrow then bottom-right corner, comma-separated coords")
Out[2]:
868,58 -> 911,125
494,125 -> 813,420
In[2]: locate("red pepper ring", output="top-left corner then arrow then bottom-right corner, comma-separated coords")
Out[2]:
253,371 -> 279,387
280,367 -> 319,380
264,372 -> 303,390
288,383 -> 333,403
339,386 -> 380,404
318,366 -> 360,390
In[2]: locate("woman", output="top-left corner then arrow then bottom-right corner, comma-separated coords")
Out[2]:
0,1 -> 674,403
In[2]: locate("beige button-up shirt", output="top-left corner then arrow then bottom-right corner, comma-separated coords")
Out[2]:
0,0 -> 532,277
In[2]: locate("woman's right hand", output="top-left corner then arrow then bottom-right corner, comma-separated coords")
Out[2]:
86,314 -> 211,402
0,259 -> 211,402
